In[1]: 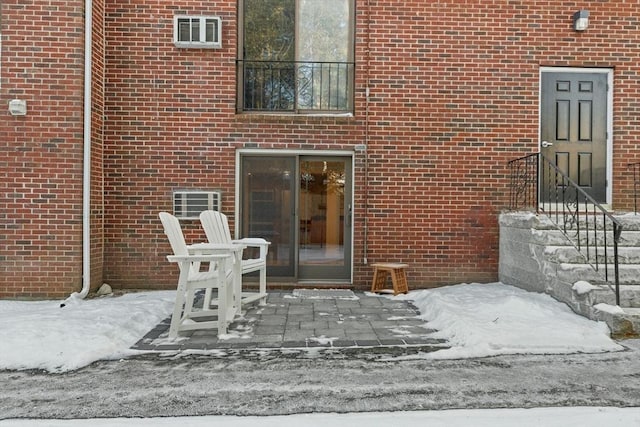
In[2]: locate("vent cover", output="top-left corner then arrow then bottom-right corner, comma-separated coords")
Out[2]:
173,191 -> 221,219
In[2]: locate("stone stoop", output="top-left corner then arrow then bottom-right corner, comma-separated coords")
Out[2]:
499,212 -> 640,338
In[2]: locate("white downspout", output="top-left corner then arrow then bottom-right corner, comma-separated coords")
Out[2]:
65,0 -> 92,305
80,0 -> 93,299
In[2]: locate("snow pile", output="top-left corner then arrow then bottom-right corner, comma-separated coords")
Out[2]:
0,291 -> 175,373
572,280 -> 598,295
594,303 -> 625,315
396,283 -> 623,359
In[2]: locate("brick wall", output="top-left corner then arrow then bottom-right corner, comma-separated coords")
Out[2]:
105,1 -> 638,292
1,1 -> 86,298
104,0 -> 640,291
91,0 -> 106,291
4,1 -> 640,297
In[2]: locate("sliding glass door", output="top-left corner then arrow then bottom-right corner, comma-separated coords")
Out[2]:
240,154 -> 352,281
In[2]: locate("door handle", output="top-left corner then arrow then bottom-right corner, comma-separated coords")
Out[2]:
346,204 -> 352,227
541,140 -> 553,148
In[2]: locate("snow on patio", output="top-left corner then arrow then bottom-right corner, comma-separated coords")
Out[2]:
0,282 -> 624,373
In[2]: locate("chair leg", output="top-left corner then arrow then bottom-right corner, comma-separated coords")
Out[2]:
259,267 -> 267,306
169,266 -> 190,339
217,280 -> 228,336
203,288 -> 213,309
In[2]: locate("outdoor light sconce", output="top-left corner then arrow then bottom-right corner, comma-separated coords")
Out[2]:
573,10 -> 589,31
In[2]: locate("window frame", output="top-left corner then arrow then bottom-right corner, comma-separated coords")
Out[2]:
236,0 -> 355,114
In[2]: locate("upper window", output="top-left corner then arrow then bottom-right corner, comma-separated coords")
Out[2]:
237,0 -> 355,113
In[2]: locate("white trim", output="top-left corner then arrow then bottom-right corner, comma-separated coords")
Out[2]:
539,66 -> 614,204
237,148 -> 354,156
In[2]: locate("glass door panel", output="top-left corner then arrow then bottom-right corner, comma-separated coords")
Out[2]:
240,156 -> 295,276
298,157 -> 351,280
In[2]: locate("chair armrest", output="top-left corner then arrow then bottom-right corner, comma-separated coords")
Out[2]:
233,238 -> 270,246
233,238 -> 270,259
188,242 -> 245,254
167,253 -> 232,263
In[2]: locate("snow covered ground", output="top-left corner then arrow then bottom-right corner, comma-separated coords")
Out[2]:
0,282 -> 623,373
3,407 -> 640,427
1,282 -> 637,425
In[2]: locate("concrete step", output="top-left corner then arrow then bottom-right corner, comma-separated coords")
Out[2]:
541,212 -> 640,231
615,214 -> 640,231
532,228 -> 640,247
591,284 -> 640,307
555,263 -> 640,287
591,306 -> 640,339
521,212 -> 640,246
544,245 -> 640,264
563,284 -> 640,338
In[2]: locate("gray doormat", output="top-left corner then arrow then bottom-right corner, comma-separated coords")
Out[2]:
292,289 -> 359,300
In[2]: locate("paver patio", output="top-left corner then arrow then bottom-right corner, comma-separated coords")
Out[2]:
132,290 -> 449,352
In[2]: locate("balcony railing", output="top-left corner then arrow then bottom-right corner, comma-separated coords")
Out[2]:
508,152 -> 623,305
237,60 -> 354,113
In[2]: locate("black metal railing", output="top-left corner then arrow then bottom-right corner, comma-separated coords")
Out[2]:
237,60 -> 354,113
508,152 -> 623,305
508,152 -> 539,211
629,161 -> 640,214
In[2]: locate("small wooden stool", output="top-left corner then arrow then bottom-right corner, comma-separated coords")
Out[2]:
370,263 -> 409,295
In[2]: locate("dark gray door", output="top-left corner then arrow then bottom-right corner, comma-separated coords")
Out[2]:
541,71 -> 608,202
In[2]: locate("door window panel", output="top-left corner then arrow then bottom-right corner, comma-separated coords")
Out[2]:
299,160 -> 345,267
241,157 -> 295,276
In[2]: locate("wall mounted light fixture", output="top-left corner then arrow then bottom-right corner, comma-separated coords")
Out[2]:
573,10 -> 589,31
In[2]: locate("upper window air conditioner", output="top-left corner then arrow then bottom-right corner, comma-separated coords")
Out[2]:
174,15 -> 222,49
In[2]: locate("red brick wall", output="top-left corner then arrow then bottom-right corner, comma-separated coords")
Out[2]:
102,0 -> 640,291
1,1 -> 86,298
4,1 -> 640,297
91,0 -> 106,290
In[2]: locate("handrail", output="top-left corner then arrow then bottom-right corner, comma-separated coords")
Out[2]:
629,162 -> 640,215
508,152 -> 539,211
508,152 -> 623,305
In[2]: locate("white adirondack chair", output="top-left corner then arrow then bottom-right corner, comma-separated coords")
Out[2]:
159,211 -> 237,338
199,210 -> 269,307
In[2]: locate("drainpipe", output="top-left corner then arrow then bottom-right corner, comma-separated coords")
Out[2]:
63,0 -> 92,306
362,0 -> 371,265
80,0 -> 93,299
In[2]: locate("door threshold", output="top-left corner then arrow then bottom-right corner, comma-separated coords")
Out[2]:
266,280 -> 353,290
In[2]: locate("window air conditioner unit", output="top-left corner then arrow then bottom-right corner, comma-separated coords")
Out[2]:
173,191 -> 221,219
173,15 -> 222,49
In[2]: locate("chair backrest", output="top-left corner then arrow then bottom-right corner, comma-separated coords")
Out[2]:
199,210 -> 233,245
159,212 -> 189,256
